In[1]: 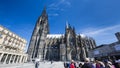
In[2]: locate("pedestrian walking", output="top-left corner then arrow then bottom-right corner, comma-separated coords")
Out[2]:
81,58 -> 93,68
64,62 -> 67,68
70,60 -> 75,68
79,63 -> 83,68
104,61 -> 116,68
51,60 -> 53,64
35,61 -> 39,68
91,61 -> 96,68
76,62 -> 79,68
67,62 -> 70,68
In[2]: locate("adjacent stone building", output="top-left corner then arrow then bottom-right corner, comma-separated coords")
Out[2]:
115,32 -> 120,41
27,8 -> 96,62
88,33 -> 120,60
0,25 -> 28,64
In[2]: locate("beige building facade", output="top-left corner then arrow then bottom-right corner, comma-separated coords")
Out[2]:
0,25 -> 28,64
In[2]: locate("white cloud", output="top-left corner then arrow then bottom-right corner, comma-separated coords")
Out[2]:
48,7 -> 64,11
48,0 -> 71,17
48,13 -> 59,16
49,3 -> 57,7
79,24 -> 120,45
81,24 -> 120,36
61,0 -> 71,6
48,0 -> 71,10
50,0 -> 71,7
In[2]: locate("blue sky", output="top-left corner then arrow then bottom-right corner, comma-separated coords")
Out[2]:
0,0 -> 120,50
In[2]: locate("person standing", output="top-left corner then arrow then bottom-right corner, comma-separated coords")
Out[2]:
79,63 -> 83,68
35,61 -> 39,68
51,60 -> 53,64
81,58 -> 93,68
64,62 -> 67,68
76,62 -> 79,68
70,60 -> 75,68
91,61 -> 96,68
96,60 -> 101,68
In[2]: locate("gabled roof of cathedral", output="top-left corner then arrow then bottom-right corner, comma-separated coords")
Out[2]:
79,34 -> 87,38
47,34 -> 88,39
47,34 -> 64,39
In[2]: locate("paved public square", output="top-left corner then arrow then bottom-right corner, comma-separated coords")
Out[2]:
0,62 -> 64,68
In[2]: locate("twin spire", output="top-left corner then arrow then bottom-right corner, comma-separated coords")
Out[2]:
66,20 -> 69,28
41,6 -> 47,17
66,20 -> 75,33
41,7 -> 75,30
66,20 -> 72,29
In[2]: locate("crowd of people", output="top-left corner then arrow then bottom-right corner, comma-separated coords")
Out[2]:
63,58 -> 120,68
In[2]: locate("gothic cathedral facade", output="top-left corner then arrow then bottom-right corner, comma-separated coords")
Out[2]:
27,8 -> 96,62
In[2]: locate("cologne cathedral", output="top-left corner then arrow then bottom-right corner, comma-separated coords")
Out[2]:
27,8 -> 96,62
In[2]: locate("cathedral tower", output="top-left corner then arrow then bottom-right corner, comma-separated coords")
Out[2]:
65,22 -> 77,61
27,7 -> 49,61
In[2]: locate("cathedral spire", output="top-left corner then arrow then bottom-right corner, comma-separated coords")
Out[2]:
41,6 -> 47,17
27,6 -> 49,61
37,6 -> 48,23
66,20 -> 69,29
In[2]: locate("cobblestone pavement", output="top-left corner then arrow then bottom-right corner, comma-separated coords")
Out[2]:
0,62 -> 64,68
